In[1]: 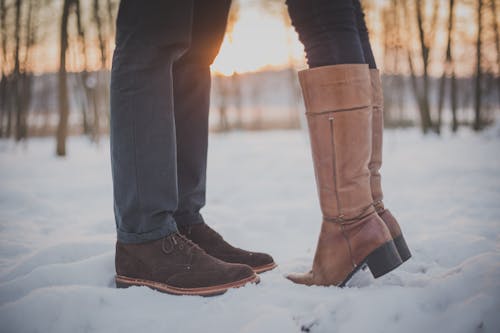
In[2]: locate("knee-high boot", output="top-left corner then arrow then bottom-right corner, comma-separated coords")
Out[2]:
287,64 -> 402,286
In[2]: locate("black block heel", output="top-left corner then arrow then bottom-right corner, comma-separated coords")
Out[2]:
366,241 -> 403,278
393,234 -> 412,262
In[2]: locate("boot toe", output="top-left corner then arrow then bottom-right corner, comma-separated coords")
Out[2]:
286,271 -> 314,286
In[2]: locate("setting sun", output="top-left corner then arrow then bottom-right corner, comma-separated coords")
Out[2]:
211,7 -> 305,75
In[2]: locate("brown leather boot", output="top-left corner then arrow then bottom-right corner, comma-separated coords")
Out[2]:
287,64 -> 402,287
115,233 -> 259,296
178,223 -> 277,273
369,69 -> 411,262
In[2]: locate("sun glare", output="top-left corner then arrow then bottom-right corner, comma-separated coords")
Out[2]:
211,8 -> 305,75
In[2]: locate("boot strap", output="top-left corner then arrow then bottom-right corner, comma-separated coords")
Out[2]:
324,203 -> 375,225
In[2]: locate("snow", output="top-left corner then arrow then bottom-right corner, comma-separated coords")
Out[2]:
0,126 -> 499,333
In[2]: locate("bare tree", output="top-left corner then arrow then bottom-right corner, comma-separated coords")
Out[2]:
473,0 -> 483,131
415,0 -> 439,133
73,0 -> 93,136
437,0 -> 457,133
89,0 -> 106,142
0,0 -> 8,137
56,0 -> 77,156
12,0 -> 23,140
105,0 -> 116,37
490,0 -> 500,106
18,0 -> 37,139
382,0 -> 407,127
402,0 -> 436,133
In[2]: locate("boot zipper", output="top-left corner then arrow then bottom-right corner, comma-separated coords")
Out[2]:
328,116 -> 342,216
328,116 -> 358,268
329,116 -> 356,268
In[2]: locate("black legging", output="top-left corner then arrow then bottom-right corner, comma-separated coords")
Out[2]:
286,0 -> 377,69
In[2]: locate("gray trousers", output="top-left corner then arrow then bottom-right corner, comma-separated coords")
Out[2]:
110,0 -> 231,243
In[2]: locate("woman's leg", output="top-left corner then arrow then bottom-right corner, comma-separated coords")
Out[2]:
286,0 -> 365,68
286,0 -> 404,287
110,0 -> 192,244
352,0 -> 377,69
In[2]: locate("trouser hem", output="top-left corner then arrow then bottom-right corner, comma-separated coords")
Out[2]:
116,216 -> 178,244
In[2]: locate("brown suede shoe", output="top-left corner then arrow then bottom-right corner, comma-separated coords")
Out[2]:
178,223 -> 277,274
115,233 -> 259,296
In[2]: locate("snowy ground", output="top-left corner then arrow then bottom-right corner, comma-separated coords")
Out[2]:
0,126 -> 499,333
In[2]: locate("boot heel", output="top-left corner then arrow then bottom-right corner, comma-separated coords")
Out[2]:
393,234 -> 412,262
366,241 -> 402,278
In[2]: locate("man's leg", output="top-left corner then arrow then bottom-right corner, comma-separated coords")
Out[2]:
173,0 -> 276,274
111,1 -> 259,295
172,0 -> 231,226
111,0 -> 193,243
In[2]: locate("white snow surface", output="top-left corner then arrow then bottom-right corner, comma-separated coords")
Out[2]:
0,127 -> 499,333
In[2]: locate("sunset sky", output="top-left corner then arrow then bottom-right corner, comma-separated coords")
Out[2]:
19,0 -> 489,77
31,1 -> 309,75
211,5 -> 306,75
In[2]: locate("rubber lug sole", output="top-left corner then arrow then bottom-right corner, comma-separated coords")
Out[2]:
253,262 -> 277,274
115,273 -> 260,297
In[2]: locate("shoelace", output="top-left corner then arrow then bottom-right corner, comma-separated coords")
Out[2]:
162,232 -> 201,255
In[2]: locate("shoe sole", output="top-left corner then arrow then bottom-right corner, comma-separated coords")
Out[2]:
115,273 -> 260,297
339,240 -> 403,287
253,262 -> 277,274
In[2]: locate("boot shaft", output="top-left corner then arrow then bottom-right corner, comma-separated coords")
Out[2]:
287,65 -> 405,287
369,69 -> 384,209
298,64 -> 374,221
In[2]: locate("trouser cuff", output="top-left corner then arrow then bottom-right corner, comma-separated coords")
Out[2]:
116,216 -> 178,244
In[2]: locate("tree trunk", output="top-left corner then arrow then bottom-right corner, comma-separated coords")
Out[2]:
56,0 -> 74,156
13,0 -> 22,141
473,0 -> 483,131
0,74 -> 7,138
93,0 -> 108,142
106,0 -> 115,36
451,72 -> 458,132
18,0 -> 35,140
415,0 -> 434,133
403,0 -> 436,134
94,0 -> 106,68
437,0 -> 455,134
0,0 -> 6,138
74,0 -> 91,136
490,0 -> 500,106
